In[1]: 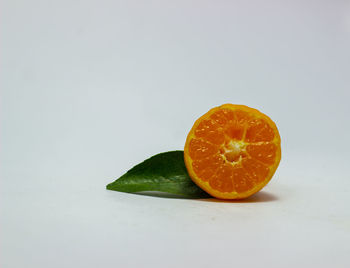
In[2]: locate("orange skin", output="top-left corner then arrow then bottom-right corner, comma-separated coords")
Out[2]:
184,104 -> 281,199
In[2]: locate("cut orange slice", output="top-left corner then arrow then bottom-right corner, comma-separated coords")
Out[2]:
184,104 -> 281,199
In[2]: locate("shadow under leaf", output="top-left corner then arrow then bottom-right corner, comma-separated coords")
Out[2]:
133,190 -> 278,203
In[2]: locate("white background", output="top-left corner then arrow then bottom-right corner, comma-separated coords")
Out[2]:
1,0 -> 350,267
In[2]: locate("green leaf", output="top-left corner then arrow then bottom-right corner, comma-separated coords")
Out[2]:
106,151 -> 211,199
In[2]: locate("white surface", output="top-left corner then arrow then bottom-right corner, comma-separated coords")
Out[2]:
1,1 -> 350,267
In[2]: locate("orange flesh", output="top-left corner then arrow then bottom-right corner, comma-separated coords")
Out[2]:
184,104 -> 281,199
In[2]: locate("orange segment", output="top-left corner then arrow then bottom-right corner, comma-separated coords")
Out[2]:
192,154 -> 223,182
246,143 -> 277,165
188,138 -> 218,159
184,104 -> 281,199
241,158 -> 270,184
209,163 -> 234,192
232,167 -> 255,193
245,118 -> 275,142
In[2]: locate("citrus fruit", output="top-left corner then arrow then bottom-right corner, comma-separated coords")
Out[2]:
184,104 -> 281,199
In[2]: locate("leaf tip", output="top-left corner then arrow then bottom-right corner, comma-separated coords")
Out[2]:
106,182 -> 114,190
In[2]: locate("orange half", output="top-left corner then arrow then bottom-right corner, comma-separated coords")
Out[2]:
184,104 -> 281,199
